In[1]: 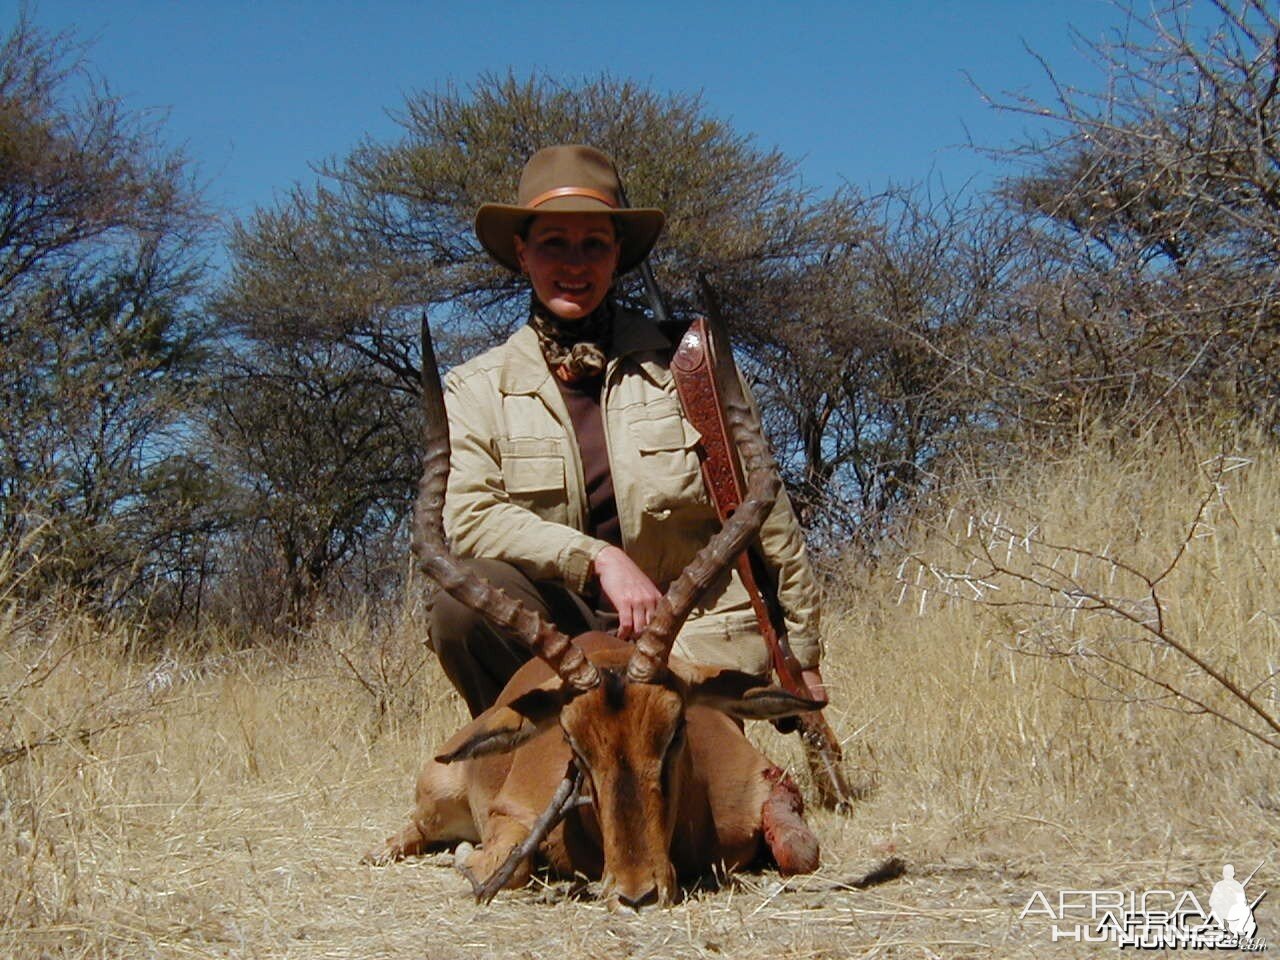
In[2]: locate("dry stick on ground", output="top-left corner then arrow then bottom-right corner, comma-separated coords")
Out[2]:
0,713 -> 153,768
1,684 -> 178,768
457,761 -> 587,905
0,638 -> 83,705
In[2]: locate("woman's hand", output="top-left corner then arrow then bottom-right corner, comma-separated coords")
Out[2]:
592,545 -> 663,641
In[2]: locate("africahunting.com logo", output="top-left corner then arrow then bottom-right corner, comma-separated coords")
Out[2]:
1020,862 -> 1268,950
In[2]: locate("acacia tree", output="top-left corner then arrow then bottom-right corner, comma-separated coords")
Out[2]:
879,0 -> 1280,754
732,190 -> 1028,550
218,72 -> 870,362
0,18 -> 214,611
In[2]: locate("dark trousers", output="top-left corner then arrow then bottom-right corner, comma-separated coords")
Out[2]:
428,558 -> 610,717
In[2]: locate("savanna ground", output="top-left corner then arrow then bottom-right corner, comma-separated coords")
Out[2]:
3,431 -> 1277,959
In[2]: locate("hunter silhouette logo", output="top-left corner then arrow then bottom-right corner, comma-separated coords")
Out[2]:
1210,863 -> 1264,941
1020,861 -> 1268,950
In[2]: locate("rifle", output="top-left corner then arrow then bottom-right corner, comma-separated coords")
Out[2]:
681,286 -> 855,812
620,184 -> 855,811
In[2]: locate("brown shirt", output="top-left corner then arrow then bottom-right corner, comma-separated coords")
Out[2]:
555,373 -> 621,548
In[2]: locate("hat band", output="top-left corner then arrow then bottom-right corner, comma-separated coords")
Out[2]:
525,186 -> 618,210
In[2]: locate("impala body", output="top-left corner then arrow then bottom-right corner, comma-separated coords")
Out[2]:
367,633 -> 819,905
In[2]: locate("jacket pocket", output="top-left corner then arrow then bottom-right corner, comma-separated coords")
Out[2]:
629,412 -> 707,518
498,438 -> 569,524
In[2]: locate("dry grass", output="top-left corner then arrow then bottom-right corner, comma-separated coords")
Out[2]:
2,432 -> 1277,958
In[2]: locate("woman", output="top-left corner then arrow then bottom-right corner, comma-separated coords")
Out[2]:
431,144 -> 825,716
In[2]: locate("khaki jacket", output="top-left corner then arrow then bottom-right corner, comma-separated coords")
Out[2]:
442,309 -> 822,674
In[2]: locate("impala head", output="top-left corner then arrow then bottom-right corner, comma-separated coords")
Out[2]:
412,307 -> 817,907
436,642 -> 819,907
560,669 -> 687,906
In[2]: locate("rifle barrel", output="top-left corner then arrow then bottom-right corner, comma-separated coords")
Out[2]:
615,182 -> 671,326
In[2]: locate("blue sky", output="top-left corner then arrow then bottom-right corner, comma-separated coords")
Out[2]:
12,1 -> 1176,223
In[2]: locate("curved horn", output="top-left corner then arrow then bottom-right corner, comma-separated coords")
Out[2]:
627,292 -> 780,684
414,314 -> 599,693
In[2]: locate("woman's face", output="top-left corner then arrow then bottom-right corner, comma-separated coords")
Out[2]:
514,213 -> 621,321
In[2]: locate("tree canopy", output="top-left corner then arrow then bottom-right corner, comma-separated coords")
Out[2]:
984,0 -> 1280,431
0,17 -> 214,611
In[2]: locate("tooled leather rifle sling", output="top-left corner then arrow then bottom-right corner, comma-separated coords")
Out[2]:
669,311 -> 855,811
669,320 -> 807,683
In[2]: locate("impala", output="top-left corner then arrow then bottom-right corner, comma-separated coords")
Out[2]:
364,319 -> 822,907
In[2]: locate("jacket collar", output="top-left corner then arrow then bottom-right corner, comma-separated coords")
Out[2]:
498,307 -> 673,395
497,325 -> 554,396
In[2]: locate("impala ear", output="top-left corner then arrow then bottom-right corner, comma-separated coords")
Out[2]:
714,685 -> 824,721
435,706 -> 538,763
434,681 -> 570,763
681,664 -> 825,721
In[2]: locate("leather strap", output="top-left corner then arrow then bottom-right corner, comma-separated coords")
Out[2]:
671,321 -> 741,522
672,317 -> 853,806
526,186 -> 617,210
671,318 -> 807,690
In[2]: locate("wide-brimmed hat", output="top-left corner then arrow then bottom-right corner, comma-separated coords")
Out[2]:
475,144 -> 665,274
